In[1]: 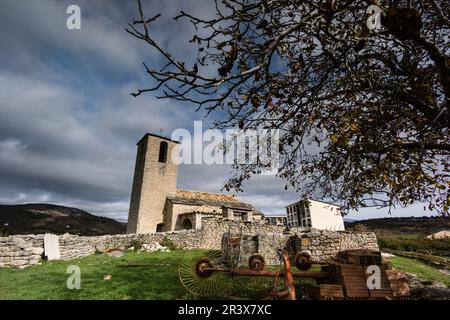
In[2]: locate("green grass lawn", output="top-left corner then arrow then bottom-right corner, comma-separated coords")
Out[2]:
386,256 -> 450,287
0,250 -> 320,300
1,250 -> 448,300
0,250 -> 196,300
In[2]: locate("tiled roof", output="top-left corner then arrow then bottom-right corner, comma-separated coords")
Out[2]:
174,189 -> 239,203
168,189 -> 253,210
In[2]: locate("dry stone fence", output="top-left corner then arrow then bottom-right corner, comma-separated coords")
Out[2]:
0,217 -> 378,268
0,235 -> 44,268
222,228 -> 379,267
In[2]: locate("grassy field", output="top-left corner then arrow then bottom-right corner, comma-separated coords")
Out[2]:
0,250 -> 319,300
0,251 -> 193,300
0,250 -> 448,300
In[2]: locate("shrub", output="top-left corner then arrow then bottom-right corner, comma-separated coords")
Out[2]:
160,237 -> 177,251
353,224 -> 369,232
378,235 -> 450,257
128,239 -> 142,251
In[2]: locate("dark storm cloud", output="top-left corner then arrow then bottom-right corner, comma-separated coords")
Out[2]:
0,0 -> 239,221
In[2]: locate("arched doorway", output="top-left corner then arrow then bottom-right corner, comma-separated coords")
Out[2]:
181,218 -> 193,230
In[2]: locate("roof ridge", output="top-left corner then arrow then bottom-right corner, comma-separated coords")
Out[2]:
176,188 -> 236,196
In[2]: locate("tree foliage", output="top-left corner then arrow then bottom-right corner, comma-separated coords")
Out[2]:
127,0 -> 450,216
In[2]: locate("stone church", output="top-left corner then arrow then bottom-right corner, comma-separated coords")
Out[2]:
126,133 -> 262,234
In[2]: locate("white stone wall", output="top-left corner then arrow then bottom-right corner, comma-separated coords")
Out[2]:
0,235 -> 44,268
222,228 -> 379,267
0,217 -> 378,268
308,200 -> 345,231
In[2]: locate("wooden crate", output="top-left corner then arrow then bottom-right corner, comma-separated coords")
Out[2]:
343,275 -> 370,298
365,267 -> 391,284
369,288 -> 394,299
363,266 -> 394,299
349,254 -> 381,266
339,265 -> 369,298
332,264 -> 368,298
339,264 -> 364,275
327,262 -> 410,299
320,264 -> 342,284
337,249 -> 382,265
368,276 -> 393,299
319,284 -> 344,299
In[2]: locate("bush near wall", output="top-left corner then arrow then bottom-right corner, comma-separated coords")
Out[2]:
377,235 -> 450,257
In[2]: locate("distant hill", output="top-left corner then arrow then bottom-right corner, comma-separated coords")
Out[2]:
345,216 -> 450,235
0,203 -> 126,236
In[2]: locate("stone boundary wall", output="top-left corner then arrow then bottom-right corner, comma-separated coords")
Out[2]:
222,229 -> 379,267
58,217 -> 285,260
0,217 -> 378,268
0,235 -> 44,268
298,228 -> 379,261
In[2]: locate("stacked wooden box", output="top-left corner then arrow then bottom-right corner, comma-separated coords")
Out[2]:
319,284 -> 344,299
319,249 -> 409,299
336,249 -> 382,266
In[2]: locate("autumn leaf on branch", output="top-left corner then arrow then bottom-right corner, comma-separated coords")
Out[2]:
127,0 -> 450,216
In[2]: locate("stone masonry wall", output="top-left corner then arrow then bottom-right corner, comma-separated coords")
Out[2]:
59,217 -> 285,260
0,235 -> 44,268
297,228 -> 379,261
127,135 -> 179,234
0,217 -> 378,268
222,229 -> 379,267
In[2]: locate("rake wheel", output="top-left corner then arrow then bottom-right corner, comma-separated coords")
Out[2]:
178,250 -> 230,297
233,238 -> 285,296
248,254 -> 266,271
294,251 -> 312,271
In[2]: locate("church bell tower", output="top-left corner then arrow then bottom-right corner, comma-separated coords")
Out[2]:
127,133 -> 179,234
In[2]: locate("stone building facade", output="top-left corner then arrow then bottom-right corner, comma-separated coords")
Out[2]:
264,214 -> 288,226
286,199 -> 345,231
127,133 -> 261,234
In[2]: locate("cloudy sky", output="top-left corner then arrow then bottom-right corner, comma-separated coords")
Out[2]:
0,0 -> 435,222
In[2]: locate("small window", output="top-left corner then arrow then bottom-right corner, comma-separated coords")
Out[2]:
233,212 -> 243,221
158,141 -> 168,163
